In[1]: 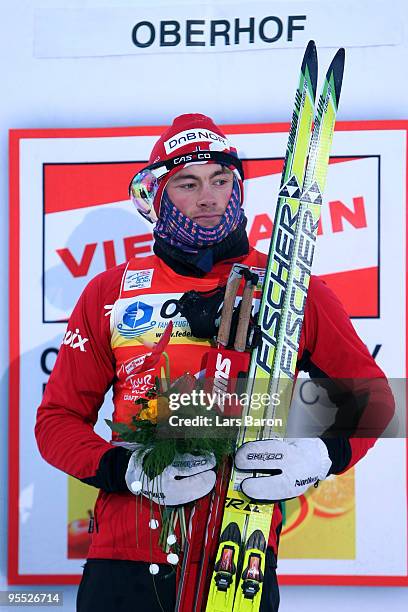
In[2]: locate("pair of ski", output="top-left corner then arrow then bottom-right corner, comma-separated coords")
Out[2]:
177,40 -> 345,612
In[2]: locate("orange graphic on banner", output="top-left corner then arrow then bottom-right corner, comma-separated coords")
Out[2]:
67,476 -> 98,559
279,468 -> 355,559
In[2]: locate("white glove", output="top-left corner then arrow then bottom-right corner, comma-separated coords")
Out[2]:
234,438 -> 332,502
125,450 -> 217,506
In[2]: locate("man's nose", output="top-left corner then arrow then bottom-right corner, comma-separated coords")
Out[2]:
196,183 -> 216,206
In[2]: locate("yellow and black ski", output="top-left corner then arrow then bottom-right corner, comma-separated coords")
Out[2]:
204,40 -> 345,612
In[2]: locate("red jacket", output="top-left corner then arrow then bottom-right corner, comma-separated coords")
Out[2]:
35,248 -> 394,563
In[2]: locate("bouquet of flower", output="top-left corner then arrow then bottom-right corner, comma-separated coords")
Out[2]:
106,371 -> 234,480
104,321 -> 237,557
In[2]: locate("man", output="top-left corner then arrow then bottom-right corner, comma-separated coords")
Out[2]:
35,114 -> 394,612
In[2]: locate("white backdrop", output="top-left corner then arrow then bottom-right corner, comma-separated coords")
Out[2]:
2,0 -> 408,610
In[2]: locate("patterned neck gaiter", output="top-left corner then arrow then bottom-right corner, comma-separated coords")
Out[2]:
153,175 -> 244,254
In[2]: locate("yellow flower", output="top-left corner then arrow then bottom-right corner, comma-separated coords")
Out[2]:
139,399 -> 158,423
147,399 -> 158,414
156,396 -> 171,422
138,396 -> 171,424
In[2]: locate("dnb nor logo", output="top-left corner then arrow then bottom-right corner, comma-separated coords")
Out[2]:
163,129 -> 231,154
118,301 -> 156,338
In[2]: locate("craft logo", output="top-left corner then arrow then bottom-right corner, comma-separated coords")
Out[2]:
117,301 -> 156,338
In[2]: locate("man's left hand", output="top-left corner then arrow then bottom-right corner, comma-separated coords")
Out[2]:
234,438 -> 332,502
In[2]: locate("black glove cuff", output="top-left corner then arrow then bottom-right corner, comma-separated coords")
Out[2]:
81,446 -> 132,493
320,437 -> 352,474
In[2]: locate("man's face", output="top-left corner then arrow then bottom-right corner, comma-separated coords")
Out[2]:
165,163 -> 234,228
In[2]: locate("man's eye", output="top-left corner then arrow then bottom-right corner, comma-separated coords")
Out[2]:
214,179 -> 229,186
180,183 -> 195,189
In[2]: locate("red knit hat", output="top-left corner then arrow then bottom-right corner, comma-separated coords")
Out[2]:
129,114 -> 243,223
149,113 -> 238,164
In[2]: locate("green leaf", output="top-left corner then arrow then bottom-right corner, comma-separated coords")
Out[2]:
104,419 -> 133,435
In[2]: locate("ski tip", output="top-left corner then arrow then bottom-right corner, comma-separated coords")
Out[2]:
305,39 -> 316,55
302,40 -> 318,97
332,47 -> 346,70
336,47 -> 346,59
326,47 -> 346,106
302,40 -> 317,67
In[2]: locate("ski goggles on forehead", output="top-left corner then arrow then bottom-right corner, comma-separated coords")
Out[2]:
129,150 -> 244,224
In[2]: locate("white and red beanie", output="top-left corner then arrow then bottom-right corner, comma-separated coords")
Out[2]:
149,113 -> 244,219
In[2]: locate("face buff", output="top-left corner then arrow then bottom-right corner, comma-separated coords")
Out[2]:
153,174 -> 244,254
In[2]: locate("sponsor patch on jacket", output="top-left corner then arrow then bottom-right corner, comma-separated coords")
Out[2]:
123,269 -> 154,291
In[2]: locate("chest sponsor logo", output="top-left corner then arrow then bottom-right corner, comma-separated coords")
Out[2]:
115,293 -> 193,340
118,301 -> 156,338
62,328 -> 89,352
123,268 -> 154,291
